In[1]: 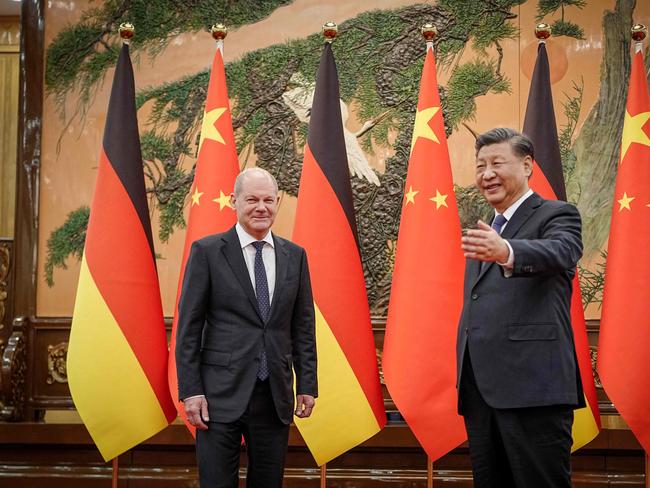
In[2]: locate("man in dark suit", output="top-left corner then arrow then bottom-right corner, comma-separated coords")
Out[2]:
457,128 -> 584,487
176,167 -> 317,488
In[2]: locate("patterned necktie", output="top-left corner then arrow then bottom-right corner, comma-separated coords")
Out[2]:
252,241 -> 270,380
491,213 -> 508,234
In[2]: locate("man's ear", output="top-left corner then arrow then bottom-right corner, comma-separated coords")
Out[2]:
230,193 -> 236,207
523,155 -> 533,177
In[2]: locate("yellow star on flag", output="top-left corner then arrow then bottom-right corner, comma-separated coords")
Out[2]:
405,186 -> 419,205
617,192 -> 634,211
191,187 -> 203,206
198,107 -> 227,153
429,189 -> 448,210
213,190 -> 232,210
621,110 -> 650,161
410,106 -> 440,152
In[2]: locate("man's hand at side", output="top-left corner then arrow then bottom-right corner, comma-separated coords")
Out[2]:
295,395 -> 315,418
184,396 -> 210,430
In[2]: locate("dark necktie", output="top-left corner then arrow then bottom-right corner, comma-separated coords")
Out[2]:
491,213 -> 508,234
480,214 -> 508,273
252,241 -> 270,380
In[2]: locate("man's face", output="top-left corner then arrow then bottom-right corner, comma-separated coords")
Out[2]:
475,141 -> 532,213
231,173 -> 279,239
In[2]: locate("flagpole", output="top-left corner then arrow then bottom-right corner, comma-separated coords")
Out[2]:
427,456 -> 433,488
634,24 -> 650,488
112,456 -> 118,488
320,463 -> 327,488
109,30 -> 127,488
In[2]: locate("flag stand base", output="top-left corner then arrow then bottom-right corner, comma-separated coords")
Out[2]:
112,456 -> 119,488
320,463 -> 326,488
427,457 -> 433,488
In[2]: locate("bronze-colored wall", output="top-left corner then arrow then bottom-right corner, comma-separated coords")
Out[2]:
32,0 -> 650,321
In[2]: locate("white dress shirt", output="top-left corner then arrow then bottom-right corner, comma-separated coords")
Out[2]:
497,188 -> 533,276
235,223 -> 276,304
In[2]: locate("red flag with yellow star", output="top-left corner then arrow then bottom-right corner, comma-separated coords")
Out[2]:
168,41 -> 239,435
382,44 -> 466,461
523,42 -> 600,451
598,44 -> 650,453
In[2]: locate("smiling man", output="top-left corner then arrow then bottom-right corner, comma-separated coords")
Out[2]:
176,167 -> 317,488
456,128 -> 584,487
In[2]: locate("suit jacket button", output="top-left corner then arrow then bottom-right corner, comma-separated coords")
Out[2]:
471,293 -> 478,300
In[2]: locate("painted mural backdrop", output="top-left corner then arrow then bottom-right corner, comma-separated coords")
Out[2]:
38,0 -> 650,317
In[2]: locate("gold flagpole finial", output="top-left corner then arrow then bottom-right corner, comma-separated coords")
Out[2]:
631,24 -> 647,42
322,22 -> 338,43
535,23 -> 552,41
211,23 -> 228,41
119,22 -> 135,45
421,23 -> 438,43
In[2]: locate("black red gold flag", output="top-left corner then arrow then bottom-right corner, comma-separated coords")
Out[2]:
292,42 -> 386,465
523,41 -> 601,451
68,44 -> 176,461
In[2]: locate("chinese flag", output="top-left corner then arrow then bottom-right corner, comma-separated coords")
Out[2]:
598,44 -> 650,453
68,44 -> 176,461
523,42 -> 600,451
292,42 -> 386,465
167,41 -> 239,434
382,44 -> 466,461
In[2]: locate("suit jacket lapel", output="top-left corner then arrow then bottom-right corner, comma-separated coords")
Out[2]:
268,233 -> 288,322
472,192 -> 542,287
221,227 -> 264,323
500,192 -> 542,240
469,258 -> 482,285
473,251 -> 491,285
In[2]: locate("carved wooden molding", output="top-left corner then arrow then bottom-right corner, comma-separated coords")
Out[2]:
46,342 -> 68,385
0,240 -> 9,330
590,345 -> 601,389
0,316 -> 26,420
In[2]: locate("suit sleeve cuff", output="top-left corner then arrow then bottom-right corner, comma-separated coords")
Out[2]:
182,394 -> 205,402
498,240 -> 514,278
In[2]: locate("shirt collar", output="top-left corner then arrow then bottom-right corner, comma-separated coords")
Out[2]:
498,188 -> 534,221
235,222 -> 274,249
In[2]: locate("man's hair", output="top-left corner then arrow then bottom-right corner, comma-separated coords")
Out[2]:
233,167 -> 278,196
475,127 -> 535,160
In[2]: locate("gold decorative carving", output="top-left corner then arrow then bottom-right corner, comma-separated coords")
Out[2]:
590,346 -> 601,389
0,242 -> 10,330
0,317 -> 26,421
376,348 -> 384,385
46,342 -> 68,384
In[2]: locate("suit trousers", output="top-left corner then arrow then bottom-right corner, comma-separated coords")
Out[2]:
459,350 -> 574,488
196,379 -> 290,488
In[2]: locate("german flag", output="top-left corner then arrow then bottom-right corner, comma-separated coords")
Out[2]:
168,39 -> 239,435
598,43 -> 650,453
523,41 -> 600,451
67,44 -> 176,461
292,42 -> 385,465
382,44 -> 466,461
